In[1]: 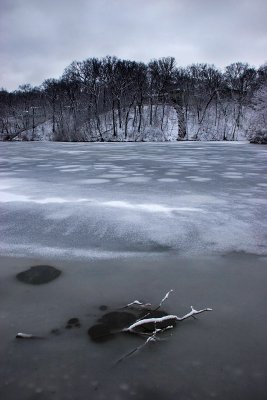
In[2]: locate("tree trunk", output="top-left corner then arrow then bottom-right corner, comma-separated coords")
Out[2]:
138,103 -> 142,134
149,97 -> 153,125
112,100 -> 117,137
172,103 -> 187,140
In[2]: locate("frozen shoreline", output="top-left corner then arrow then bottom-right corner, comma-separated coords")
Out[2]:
0,142 -> 267,399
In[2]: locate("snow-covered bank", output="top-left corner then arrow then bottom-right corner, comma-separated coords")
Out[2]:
1,104 -> 249,142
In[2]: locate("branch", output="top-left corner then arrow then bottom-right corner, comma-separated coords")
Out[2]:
116,334 -> 156,364
179,306 -> 213,321
16,332 -> 44,339
159,289 -> 174,307
116,326 -> 172,364
135,289 -> 174,322
123,306 -> 212,333
124,300 -> 152,308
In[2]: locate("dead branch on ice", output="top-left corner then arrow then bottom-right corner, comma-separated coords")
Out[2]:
132,289 -> 174,323
159,289 -> 174,307
117,325 -> 173,364
123,306 -> 212,333
123,289 -> 173,311
115,291 -> 212,363
16,333 -> 34,339
124,300 -> 152,308
16,332 -> 44,339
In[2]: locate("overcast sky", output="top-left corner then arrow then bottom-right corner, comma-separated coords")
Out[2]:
1,0 -> 266,91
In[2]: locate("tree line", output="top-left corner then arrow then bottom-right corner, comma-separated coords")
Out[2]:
0,57 -> 266,142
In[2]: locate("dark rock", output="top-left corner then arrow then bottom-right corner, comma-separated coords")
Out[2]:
99,305 -> 108,311
138,309 -> 168,319
16,265 -> 61,285
98,311 -> 136,330
67,318 -> 79,325
65,317 -> 81,329
51,328 -> 61,335
88,308 -> 173,343
88,324 -> 113,342
88,311 -> 137,342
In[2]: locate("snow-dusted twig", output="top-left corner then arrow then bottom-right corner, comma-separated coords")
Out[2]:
124,300 -> 152,308
124,290 -> 173,312
135,289 -> 174,323
116,334 -> 156,364
159,289 -> 174,307
179,306 -> 213,321
116,290 -> 177,363
16,332 -> 43,339
124,306 -> 212,333
116,326 -> 171,364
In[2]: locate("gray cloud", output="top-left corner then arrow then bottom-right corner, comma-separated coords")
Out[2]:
1,0 -> 266,90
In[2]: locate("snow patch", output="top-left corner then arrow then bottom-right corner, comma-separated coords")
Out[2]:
102,200 -> 203,214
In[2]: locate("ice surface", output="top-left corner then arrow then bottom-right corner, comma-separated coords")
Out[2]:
0,141 -> 267,400
1,254 -> 267,400
0,141 -> 266,260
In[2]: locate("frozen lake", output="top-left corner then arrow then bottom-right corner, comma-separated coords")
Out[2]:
0,141 -> 267,259
0,142 -> 267,399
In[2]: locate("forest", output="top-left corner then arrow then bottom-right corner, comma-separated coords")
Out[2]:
0,57 -> 266,143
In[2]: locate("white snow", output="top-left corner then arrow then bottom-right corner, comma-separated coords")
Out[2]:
79,178 -> 110,184
0,141 -> 266,259
186,176 -> 212,182
157,178 -> 179,182
102,200 -> 203,213
119,177 -> 151,183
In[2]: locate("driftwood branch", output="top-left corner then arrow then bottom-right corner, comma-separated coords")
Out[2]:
16,290 -> 212,366
115,291 -> 212,363
124,306 -> 212,333
124,300 -> 152,308
16,332 -> 44,339
159,289 -> 174,307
